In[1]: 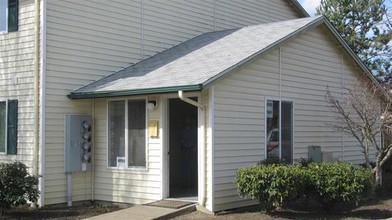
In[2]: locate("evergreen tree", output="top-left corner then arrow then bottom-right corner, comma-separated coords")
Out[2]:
387,1 -> 392,31
317,0 -> 392,81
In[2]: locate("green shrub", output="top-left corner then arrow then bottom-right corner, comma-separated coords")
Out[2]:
305,162 -> 372,210
0,162 -> 39,215
235,162 -> 373,212
257,157 -> 285,165
296,158 -> 314,167
235,164 -> 304,212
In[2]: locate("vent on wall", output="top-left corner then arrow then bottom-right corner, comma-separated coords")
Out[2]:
322,152 -> 334,162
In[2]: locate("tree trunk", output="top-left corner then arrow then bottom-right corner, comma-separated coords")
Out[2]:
375,161 -> 382,186
364,136 -> 371,169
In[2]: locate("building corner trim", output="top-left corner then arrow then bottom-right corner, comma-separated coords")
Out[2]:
38,0 -> 47,207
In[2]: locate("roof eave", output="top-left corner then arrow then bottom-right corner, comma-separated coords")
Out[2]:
68,84 -> 203,100
289,0 -> 310,17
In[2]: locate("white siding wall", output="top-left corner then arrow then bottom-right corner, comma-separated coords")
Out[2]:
92,97 -> 162,204
44,0 -> 143,205
142,0 -> 214,59
43,0 -> 301,205
213,50 -> 280,211
281,27 -> 366,163
141,0 -> 300,59
0,0 -> 35,167
212,26 -> 375,211
215,0 -> 299,29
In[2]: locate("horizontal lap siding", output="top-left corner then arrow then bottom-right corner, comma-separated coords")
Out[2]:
45,0 -> 142,205
215,0 -> 299,29
142,0 -> 215,58
268,0 -> 300,22
281,31 -> 343,160
93,98 -> 162,204
213,51 -> 280,211
281,27 -> 367,163
0,0 -> 35,167
43,0 -> 302,207
142,0 -> 301,58
212,26 -> 377,211
340,60 -> 379,162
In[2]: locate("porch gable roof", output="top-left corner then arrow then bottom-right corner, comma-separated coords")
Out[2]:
68,16 -> 380,99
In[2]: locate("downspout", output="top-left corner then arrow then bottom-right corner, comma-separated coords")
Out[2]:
91,99 -> 95,202
140,0 -> 144,59
279,47 -> 282,160
38,0 -> 47,207
178,91 -> 204,110
213,0 -> 216,31
33,0 -> 40,181
178,91 -> 206,206
340,53 -> 345,161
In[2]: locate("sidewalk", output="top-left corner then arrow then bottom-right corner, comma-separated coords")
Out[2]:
84,204 -> 196,220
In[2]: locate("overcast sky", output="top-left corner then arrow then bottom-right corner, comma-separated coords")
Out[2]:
298,0 -> 321,16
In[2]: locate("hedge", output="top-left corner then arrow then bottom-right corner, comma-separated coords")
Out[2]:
235,162 -> 372,212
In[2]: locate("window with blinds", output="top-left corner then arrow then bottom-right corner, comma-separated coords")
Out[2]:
0,100 -> 18,155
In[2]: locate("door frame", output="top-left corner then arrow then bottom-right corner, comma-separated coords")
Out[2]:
161,92 -> 202,201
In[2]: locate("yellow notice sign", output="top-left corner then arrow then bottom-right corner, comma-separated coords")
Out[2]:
148,120 -> 159,138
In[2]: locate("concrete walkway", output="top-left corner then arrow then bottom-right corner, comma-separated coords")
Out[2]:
84,204 -> 196,220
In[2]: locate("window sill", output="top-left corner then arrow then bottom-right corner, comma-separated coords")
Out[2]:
106,166 -> 148,173
0,153 -> 15,156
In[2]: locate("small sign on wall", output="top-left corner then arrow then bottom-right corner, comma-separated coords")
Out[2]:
148,120 -> 159,138
116,157 -> 126,168
267,100 -> 273,118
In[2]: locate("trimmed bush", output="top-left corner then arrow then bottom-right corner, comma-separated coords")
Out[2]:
235,162 -> 372,212
0,162 -> 39,215
306,162 -> 372,210
257,157 -> 285,165
235,164 -> 304,212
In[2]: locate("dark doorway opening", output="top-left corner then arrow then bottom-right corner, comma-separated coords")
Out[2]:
169,98 -> 198,200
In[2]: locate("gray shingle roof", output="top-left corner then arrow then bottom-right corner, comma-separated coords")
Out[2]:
69,16 -> 325,99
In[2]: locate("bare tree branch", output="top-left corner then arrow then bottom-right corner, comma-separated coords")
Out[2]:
325,76 -> 392,185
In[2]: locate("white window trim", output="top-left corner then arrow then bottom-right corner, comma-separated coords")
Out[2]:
106,97 -> 149,172
0,100 -> 8,154
264,97 -> 295,163
0,0 -> 9,34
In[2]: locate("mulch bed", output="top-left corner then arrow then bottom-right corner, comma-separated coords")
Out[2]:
175,194 -> 392,220
0,203 -> 123,220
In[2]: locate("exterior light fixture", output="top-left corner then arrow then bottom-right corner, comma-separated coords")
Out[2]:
148,100 -> 157,110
